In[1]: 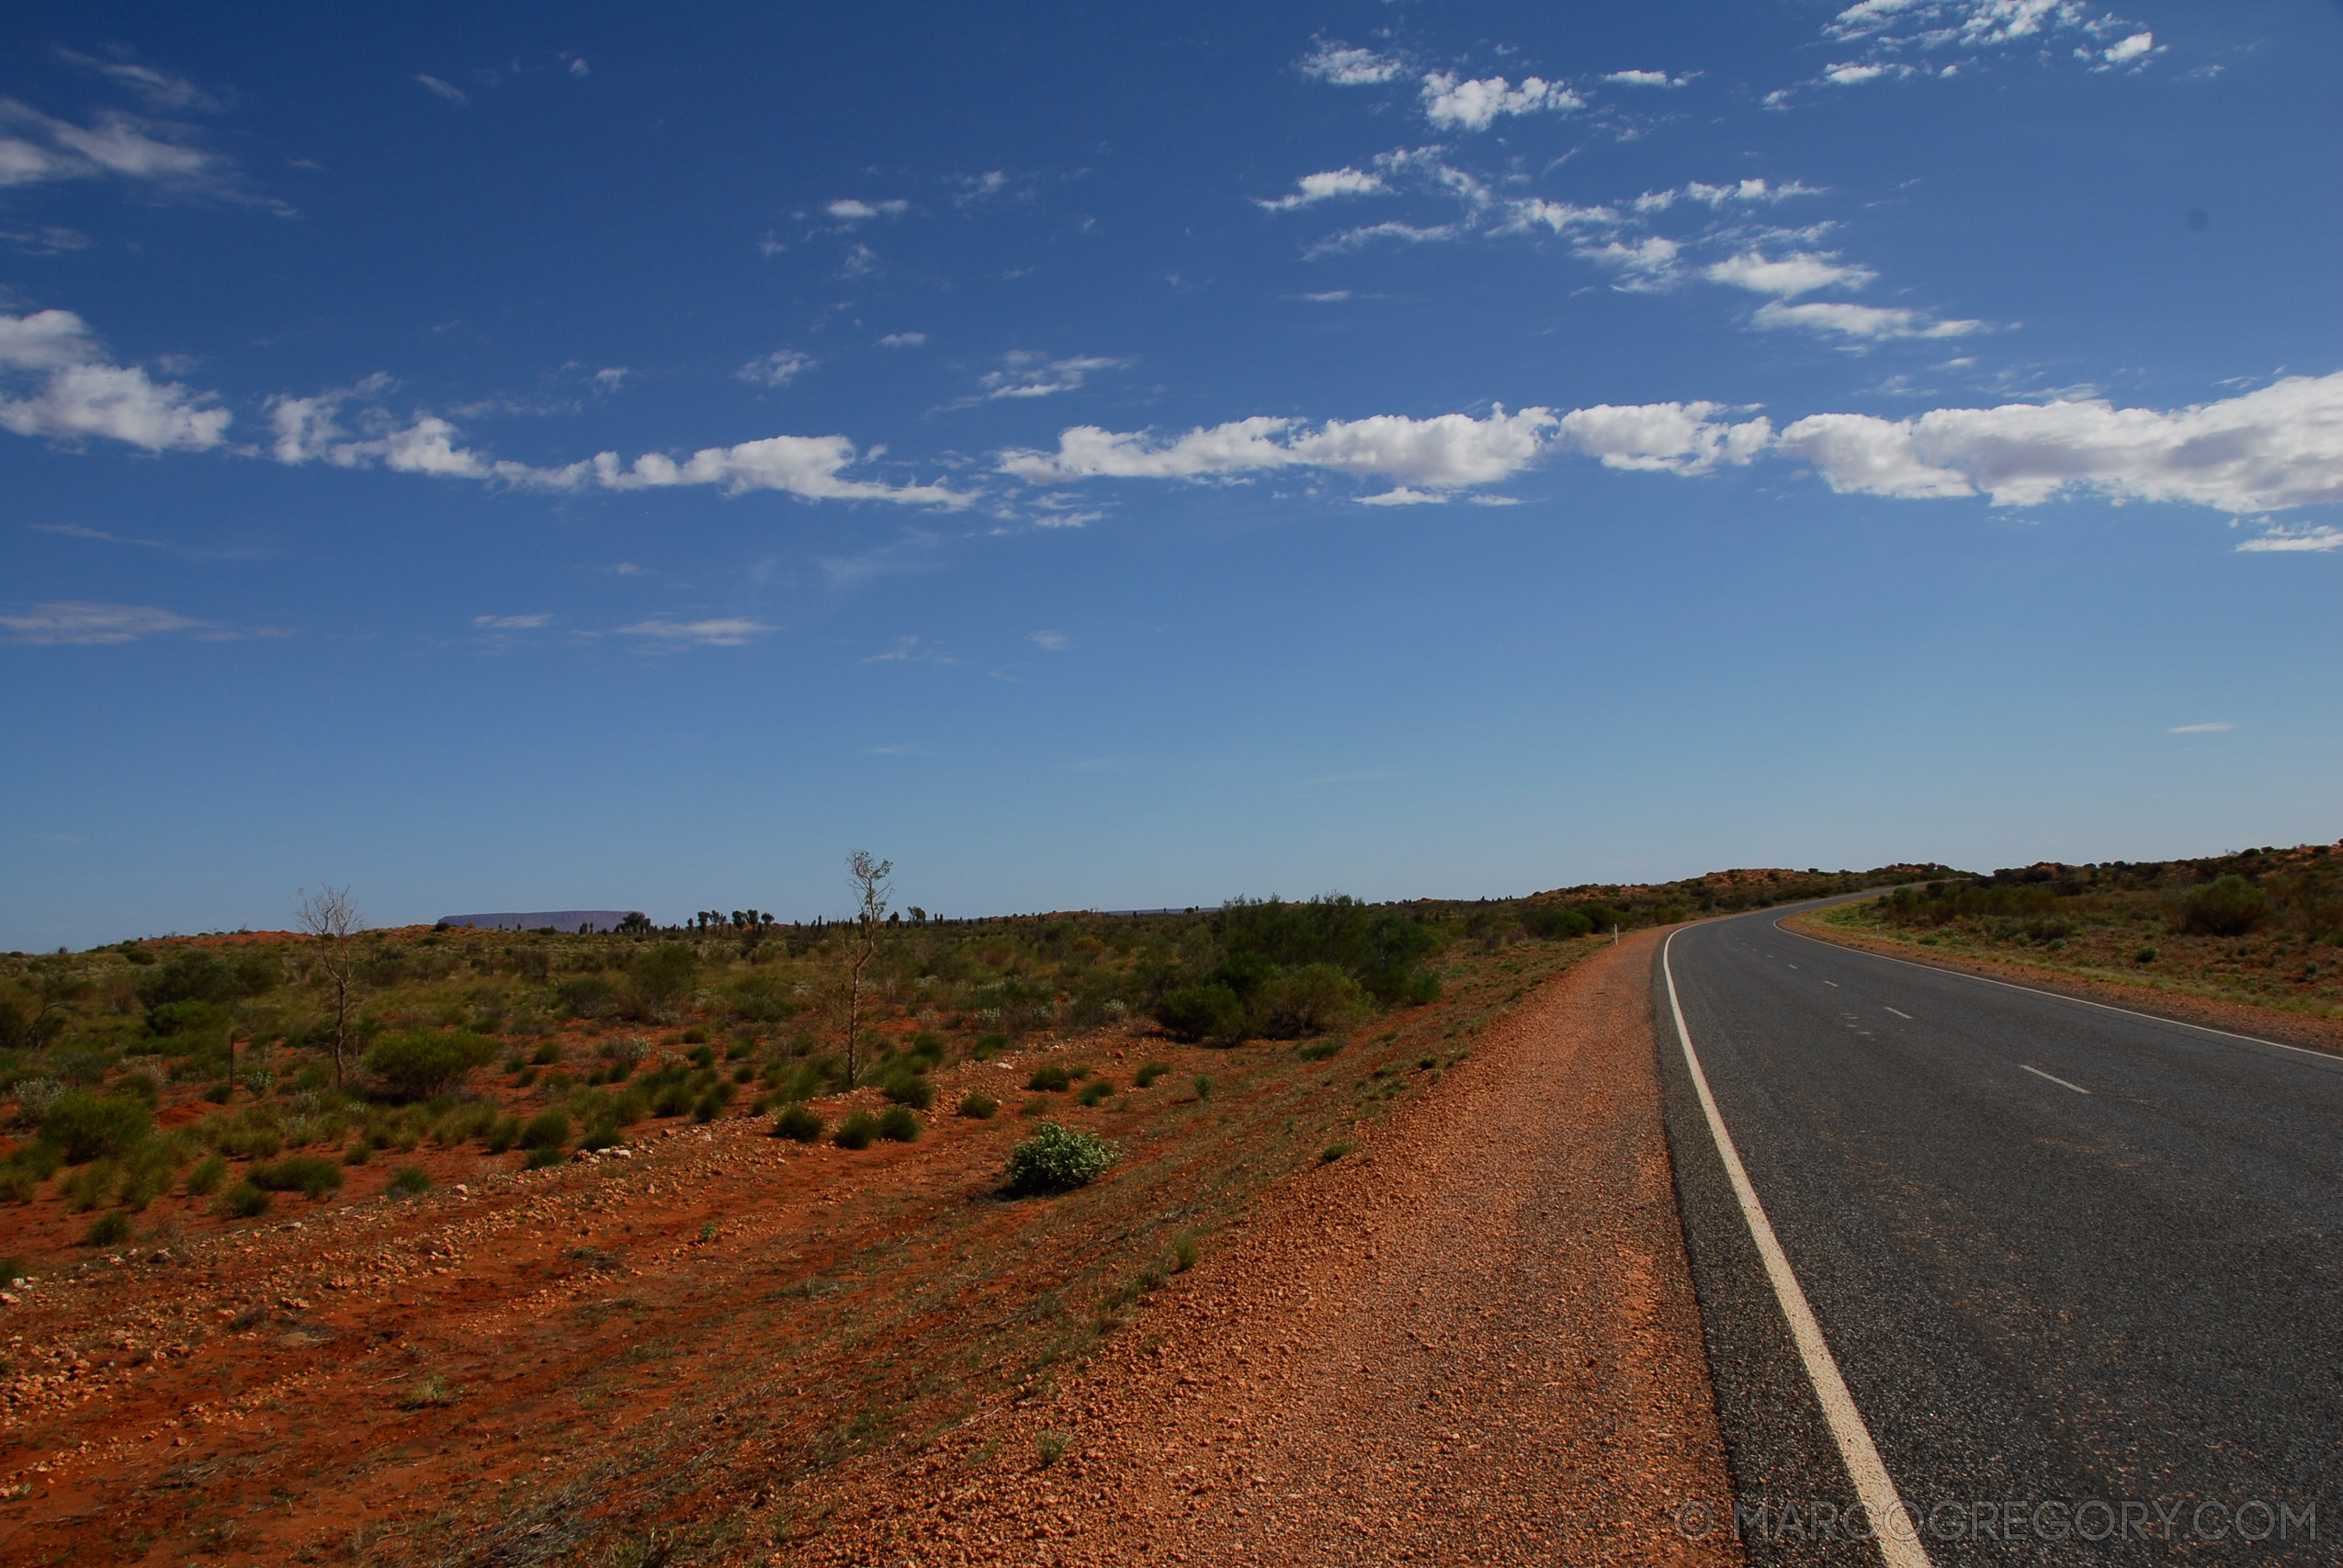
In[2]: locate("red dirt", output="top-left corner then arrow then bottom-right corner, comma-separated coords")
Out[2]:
808,930 -> 1740,1566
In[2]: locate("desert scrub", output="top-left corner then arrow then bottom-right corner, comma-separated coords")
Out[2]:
1005,1121 -> 1116,1195
880,1072 -> 935,1110
1192,1074 -> 1213,1100
771,1105 -> 825,1143
520,1109 -> 571,1153
1076,1079 -> 1113,1107
876,1106 -> 922,1143
1025,1065 -> 1071,1093
833,1111 -> 879,1150
388,1165 -> 433,1197
1319,1140 -> 1354,1163
185,1154 -> 228,1195
1134,1060 -> 1171,1088
82,1210 -> 131,1247
956,1092 -> 998,1120
251,1155 -> 345,1200
218,1180 -> 272,1219
1297,1040 -> 1342,1061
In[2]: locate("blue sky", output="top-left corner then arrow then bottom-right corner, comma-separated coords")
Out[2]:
4,1 -> 2338,947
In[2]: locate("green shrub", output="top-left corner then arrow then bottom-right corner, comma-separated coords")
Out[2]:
40,1092 -> 153,1163
974,1032 -> 1010,1058
554,976 -> 617,1019
772,1105 -> 825,1143
957,1092 -> 998,1120
1134,1061 -> 1170,1088
882,1074 -> 935,1110
2173,876 -> 2271,938
186,1154 -> 227,1195
483,1115 -> 521,1154
876,1106 -> 922,1142
530,1043 -> 564,1066
1077,1079 -> 1113,1107
1254,964 -> 1365,1039
388,1166 -> 432,1196
1319,1140 -> 1354,1163
251,1156 -> 345,1200
343,1140 -> 373,1166
364,1031 -> 499,1099
578,1122 -> 621,1152
525,1146 -> 564,1169
218,1180 -> 272,1219
1192,1074 -> 1213,1100
832,1111 -> 878,1150
651,1082 -> 693,1118
1005,1122 -> 1116,1195
691,1091 -> 723,1122
0,1256 -> 24,1284
83,1210 -> 132,1247
520,1110 -> 571,1152
1025,1065 -> 1070,1093
1297,1040 -> 1342,1061
623,944 -> 696,1021
687,1043 -> 717,1069
2135,944 -> 2159,964
1523,905 -> 1594,941
1154,983 -> 1245,1044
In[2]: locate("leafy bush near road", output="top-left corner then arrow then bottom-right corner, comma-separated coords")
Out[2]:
1005,1121 -> 1116,1195
2173,875 -> 2272,938
365,1030 -> 499,1099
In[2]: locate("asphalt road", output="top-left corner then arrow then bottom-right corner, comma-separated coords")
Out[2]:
1655,904 -> 2343,1566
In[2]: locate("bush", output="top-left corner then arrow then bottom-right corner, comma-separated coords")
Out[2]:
1077,1079 -> 1113,1107
1134,1061 -> 1170,1088
1523,905 -> 1594,941
974,1032 -> 1010,1057
483,1115 -> 521,1154
1193,1074 -> 1213,1100
623,944 -> 696,1021
83,1210 -> 132,1247
525,1146 -> 564,1170
1154,983 -> 1245,1044
1319,1140 -> 1354,1163
218,1180 -> 272,1219
876,1106 -> 922,1143
1254,964 -> 1364,1039
833,1111 -> 878,1150
251,1155 -> 345,1200
554,976 -> 617,1019
530,1043 -> 564,1066
2173,875 -> 2272,938
388,1165 -> 432,1196
957,1092 -> 998,1120
2135,944 -> 2159,964
343,1140 -> 374,1165
1025,1065 -> 1071,1092
772,1105 -> 825,1143
40,1092 -> 153,1163
185,1154 -> 227,1195
1297,1040 -> 1342,1061
365,1031 -> 499,1099
691,1092 -> 722,1123
1005,1122 -> 1116,1195
881,1073 -> 935,1110
520,1110 -> 571,1152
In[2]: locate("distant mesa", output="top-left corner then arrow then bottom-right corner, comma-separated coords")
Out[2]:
438,909 -> 643,933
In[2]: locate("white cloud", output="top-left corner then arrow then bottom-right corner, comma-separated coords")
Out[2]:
566,56 -> 591,78
1299,44 -> 1406,85
1827,0 -> 2100,51
0,601 -> 208,644
1753,301 -> 1983,339
1421,73 -> 1584,130
1,224 -> 90,255
2103,31 -> 2154,63
1257,167 -> 1387,211
1002,406 -> 1561,490
1637,178 -> 1824,212
1293,291 -> 1352,303
592,367 -> 628,392
1554,403 -> 1774,475
839,243 -> 879,277
1357,487 -> 1447,505
1824,62 -> 1911,85
0,314 -> 232,452
739,349 -> 815,388
978,351 -> 1129,400
270,379 -> 966,506
1779,372 -> 2343,512
1497,198 -> 1616,235
473,614 -> 551,629
0,309 -> 102,369
0,97 -> 227,190
2235,525 -> 2342,553
617,618 -> 775,648
1603,70 -> 1692,87
1705,251 -> 1875,298
56,51 -> 223,114
1577,235 -> 1682,288
413,74 -> 470,107
827,198 -> 908,223
2167,721 -> 2234,733
878,332 -> 927,348
1027,630 -> 1068,650
1308,220 -> 1459,256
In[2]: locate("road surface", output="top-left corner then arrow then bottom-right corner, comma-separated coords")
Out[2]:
1657,904 -> 2343,1565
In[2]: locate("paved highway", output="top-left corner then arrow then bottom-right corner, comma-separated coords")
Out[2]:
1655,904 -> 2343,1566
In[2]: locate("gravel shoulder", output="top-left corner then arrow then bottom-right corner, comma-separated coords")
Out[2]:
815,931 -> 1741,1566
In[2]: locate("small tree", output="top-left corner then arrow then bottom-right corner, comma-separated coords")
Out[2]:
294,885 -> 364,1088
842,851 -> 892,1085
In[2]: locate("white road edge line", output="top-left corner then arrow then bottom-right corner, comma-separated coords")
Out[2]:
1884,1007 -> 1913,1021
1663,931 -> 1934,1568
1775,910 -> 2343,1069
2020,1064 -> 2090,1096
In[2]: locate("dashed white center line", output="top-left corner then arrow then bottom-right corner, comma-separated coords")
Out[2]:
1884,1007 -> 1912,1021
1822,980 -> 1839,987
2020,1064 -> 2090,1096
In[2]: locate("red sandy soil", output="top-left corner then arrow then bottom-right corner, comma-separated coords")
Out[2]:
1790,912 -> 2343,1056
0,933 -> 1737,1565
807,930 -> 1740,1566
